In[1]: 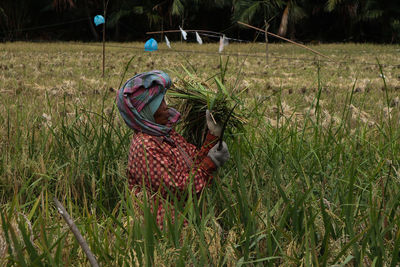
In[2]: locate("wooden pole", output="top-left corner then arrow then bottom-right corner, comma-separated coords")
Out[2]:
265,21 -> 270,65
181,18 -> 184,43
102,22 -> 105,78
161,19 -> 164,43
238,21 -> 333,61
102,0 -> 109,78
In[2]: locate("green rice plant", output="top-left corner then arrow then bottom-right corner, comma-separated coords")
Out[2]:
168,61 -> 247,147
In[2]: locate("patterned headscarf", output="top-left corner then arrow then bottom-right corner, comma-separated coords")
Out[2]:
117,70 -> 180,136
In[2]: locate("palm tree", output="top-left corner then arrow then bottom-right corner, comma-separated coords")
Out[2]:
325,0 -> 360,40
0,0 -> 46,40
360,0 -> 400,42
232,0 -> 283,25
277,0 -> 307,37
232,0 -> 306,39
52,0 -> 75,11
51,0 -> 103,40
162,0 -> 198,29
324,0 -> 400,41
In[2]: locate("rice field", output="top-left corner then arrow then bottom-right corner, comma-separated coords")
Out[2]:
1,41 -> 400,266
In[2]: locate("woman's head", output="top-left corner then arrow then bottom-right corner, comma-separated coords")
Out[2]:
116,70 -> 180,136
153,98 -> 169,125
138,96 -> 169,125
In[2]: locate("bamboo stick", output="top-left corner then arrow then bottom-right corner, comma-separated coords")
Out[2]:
54,198 -> 99,267
265,21 -> 270,65
146,29 -> 222,36
238,21 -> 334,61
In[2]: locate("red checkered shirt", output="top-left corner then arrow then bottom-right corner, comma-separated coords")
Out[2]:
127,129 -> 218,228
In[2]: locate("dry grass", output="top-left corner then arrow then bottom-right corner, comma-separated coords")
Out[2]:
1,42 -> 398,127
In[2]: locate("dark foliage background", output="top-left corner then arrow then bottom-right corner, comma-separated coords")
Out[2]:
0,0 -> 399,43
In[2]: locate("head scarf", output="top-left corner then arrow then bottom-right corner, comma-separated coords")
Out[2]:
117,70 -> 180,136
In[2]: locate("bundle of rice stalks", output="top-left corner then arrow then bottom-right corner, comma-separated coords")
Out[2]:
168,67 -> 246,147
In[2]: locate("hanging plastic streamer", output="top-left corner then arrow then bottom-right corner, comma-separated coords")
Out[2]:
165,36 -> 171,48
218,34 -> 228,53
195,32 -> 203,45
179,26 -> 187,40
144,38 -> 158,51
94,15 -> 105,26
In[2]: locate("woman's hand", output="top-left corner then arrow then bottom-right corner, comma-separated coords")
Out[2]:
207,141 -> 230,168
206,110 -> 222,137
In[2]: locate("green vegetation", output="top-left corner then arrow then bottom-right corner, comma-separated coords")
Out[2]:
0,42 -> 400,266
1,0 -> 399,43
169,60 -> 247,147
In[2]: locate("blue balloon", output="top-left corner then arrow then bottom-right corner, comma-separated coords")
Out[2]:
144,38 -> 158,52
94,15 -> 105,26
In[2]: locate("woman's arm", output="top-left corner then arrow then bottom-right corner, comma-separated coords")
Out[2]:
193,132 -> 219,164
170,130 -> 219,164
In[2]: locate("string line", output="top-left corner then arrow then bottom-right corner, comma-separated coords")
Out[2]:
1,36 -> 397,67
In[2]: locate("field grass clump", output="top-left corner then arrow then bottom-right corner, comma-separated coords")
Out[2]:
0,42 -> 400,266
169,61 -> 246,147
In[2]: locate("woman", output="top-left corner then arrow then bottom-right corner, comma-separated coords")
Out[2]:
117,70 -> 230,229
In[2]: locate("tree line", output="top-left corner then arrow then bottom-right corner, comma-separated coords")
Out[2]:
0,0 -> 399,43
